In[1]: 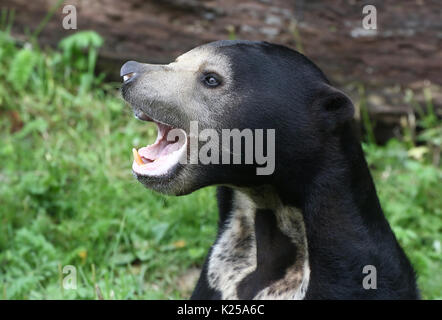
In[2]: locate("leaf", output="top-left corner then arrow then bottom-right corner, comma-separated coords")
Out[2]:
110,252 -> 136,265
407,146 -> 428,161
14,118 -> 48,139
173,240 -> 186,249
7,48 -> 37,91
58,31 -> 104,55
152,222 -> 170,243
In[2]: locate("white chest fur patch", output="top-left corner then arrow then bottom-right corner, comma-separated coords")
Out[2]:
207,191 -> 310,300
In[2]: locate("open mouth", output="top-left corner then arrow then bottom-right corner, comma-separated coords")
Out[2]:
132,112 -> 187,177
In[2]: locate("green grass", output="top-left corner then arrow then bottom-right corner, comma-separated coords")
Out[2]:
0,30 -> 217,299
0,30 -> 440,299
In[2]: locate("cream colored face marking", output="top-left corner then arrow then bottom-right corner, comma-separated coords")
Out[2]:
169,47 -> 233,78
132,45 -> 237,128
207,190 -> 310,300
123,44 -> 243,195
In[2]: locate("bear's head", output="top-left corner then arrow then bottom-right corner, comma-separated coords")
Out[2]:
121,40 -> 355,196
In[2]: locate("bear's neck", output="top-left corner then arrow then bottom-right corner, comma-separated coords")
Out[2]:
274,130 -> 390,241
209,136 -> 413,299
300,137 -> 391,245
271,137 -> 403,297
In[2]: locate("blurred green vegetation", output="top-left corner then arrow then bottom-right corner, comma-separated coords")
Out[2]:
0,28 -> 217,299
0,26 -> 440,299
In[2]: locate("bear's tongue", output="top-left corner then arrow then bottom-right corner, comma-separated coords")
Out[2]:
136,122 -> 183,163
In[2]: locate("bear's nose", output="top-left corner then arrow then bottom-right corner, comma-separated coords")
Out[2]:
120,61 -> 143,83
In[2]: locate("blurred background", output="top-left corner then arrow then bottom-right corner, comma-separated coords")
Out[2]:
0,0 -> 440,299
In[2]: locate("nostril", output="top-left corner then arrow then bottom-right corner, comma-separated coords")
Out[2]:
120,61 -> 143,83
123,72 -> 135,82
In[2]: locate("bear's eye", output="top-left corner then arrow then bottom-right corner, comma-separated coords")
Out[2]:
202,73 -> 221,88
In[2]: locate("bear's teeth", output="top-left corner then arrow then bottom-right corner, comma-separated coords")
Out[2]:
132,148 -> 144,165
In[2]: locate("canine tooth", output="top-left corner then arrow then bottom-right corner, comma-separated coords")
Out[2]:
132,148 -> 144,165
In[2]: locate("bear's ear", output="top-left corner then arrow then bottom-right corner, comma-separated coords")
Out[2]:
311,84 -> 355,132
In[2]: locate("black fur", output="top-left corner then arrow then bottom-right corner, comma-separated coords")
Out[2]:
237,209 -> 298,299
189,41 -> 419,300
